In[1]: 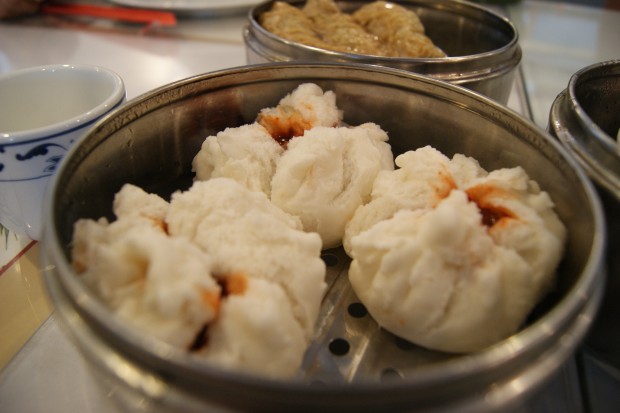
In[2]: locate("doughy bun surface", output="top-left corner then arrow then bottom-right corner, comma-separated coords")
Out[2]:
346,146 -> 567,353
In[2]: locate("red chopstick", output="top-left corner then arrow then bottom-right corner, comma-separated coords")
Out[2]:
41,3 -> 177,26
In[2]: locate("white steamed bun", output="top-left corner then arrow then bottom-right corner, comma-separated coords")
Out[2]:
192,123 -> 283,196
73,179 -> 327,378
346,146 -> 566,353
271,123 -> 394,248
167,178 -> 327,341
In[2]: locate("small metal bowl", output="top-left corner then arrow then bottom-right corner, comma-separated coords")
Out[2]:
244,0 -> 522,104
549,59 -> 620,199
43,63 -> 603,413
549,59 -> 620,370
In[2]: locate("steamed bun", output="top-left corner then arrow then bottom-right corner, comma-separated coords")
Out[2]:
346,146 -> 566,353
343,146 -> 468,253
192,83 -> 394,249
271,123 -> 394,248
167,178 -> 326,341
465,166 -> 567,295
73,179 -> 327,378
72,185 -> 221,350
198,277 -> 310,377
192,83 -> 341,196
192,123 -> 283,196
349,191 -> 535,353
72,184 -> 170,274
257,82 -> 342,141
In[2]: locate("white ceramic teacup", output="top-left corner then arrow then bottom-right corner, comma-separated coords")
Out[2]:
0,64 -> 125,240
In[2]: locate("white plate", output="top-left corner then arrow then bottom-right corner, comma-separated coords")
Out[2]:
108,0 -> 263,15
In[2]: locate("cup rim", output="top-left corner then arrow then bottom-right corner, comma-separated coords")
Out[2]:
0,64 -> 125,145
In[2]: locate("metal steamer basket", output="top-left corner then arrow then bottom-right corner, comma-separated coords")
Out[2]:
244,0 -> 522,104
549,59 -> 620,371
43,63 -> 604,413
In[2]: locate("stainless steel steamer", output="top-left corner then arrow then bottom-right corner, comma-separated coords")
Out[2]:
244,0 -> 522,104
549,59 -> 620,371
43,63 -> 604,413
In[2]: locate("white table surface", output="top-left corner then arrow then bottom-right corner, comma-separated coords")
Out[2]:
0,12 -> 249,101
1,1 -> 619,412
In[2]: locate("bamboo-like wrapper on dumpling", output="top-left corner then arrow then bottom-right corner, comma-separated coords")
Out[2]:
303,0 -> 384,55
260,1 -> 332,50
353,1 -> 446,58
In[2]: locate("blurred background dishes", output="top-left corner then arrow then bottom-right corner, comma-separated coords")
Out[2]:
244,0 -> 522,104
43,63 -> 604,413
107,0 -> 264,17
549,59 -> 620,372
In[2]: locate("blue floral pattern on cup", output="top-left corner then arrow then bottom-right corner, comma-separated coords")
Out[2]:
0,137 -> 74,182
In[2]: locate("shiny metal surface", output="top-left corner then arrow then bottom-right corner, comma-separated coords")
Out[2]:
549,59 -> 620,372
43,63 -> 604,413
244,0 -> 522,103
549,60 -> 620,200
